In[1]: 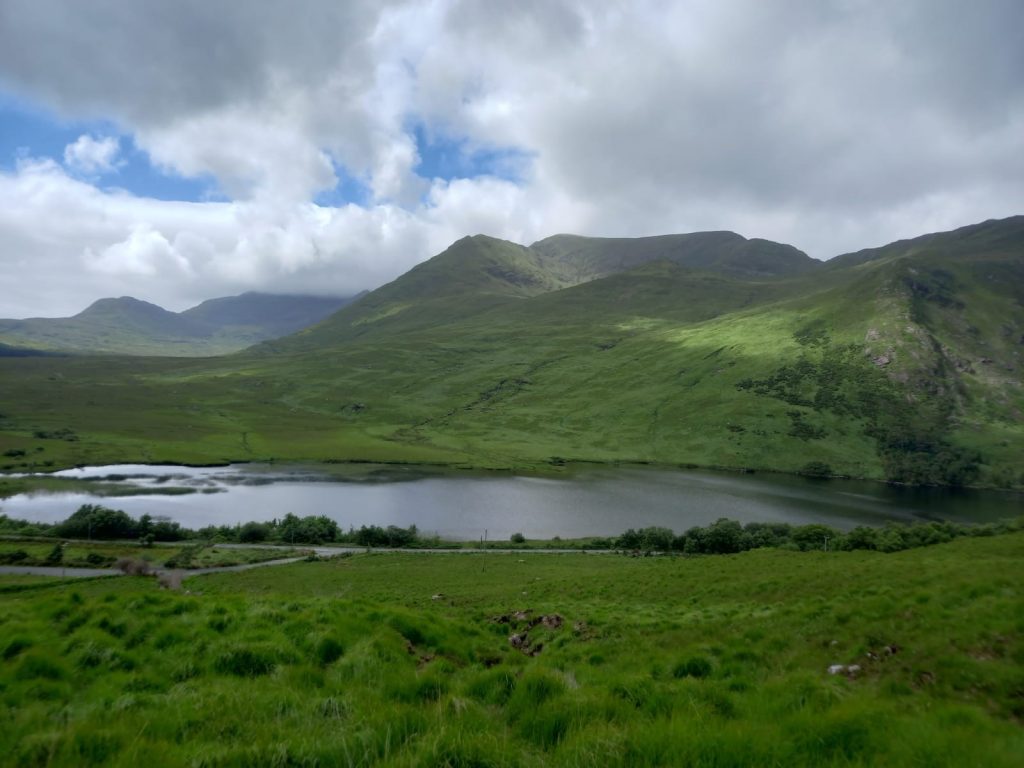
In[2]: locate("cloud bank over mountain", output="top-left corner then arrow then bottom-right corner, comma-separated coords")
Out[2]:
0,0 -> 1021,316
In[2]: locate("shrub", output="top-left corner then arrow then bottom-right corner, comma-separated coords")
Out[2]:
616,528 -> 642,549
800,461 -> 833,477
44,543 -> 64,565
0,550 -> 29,564
349,523 -> 418,547
841,526 -> 878,550
640,526 -> 674,551
791,524 -> 840,552
704,519 -> 743,554
238,521 -> 270,543
510,532 -> 526,544
57,504 -> 137,540
164,544 -> 202,569
278,513 -> 341,544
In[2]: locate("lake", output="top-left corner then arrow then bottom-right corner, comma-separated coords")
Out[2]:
2,463 -> 1021,540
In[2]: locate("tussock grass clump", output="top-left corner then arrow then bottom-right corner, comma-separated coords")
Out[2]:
74,640 -> 135,672
313,635 -> 344,665
673,654 -> 713,679
14,652 -> 67,681
466,668 -> 517,705
213,646 -> 278,677
2,637 -> 32,660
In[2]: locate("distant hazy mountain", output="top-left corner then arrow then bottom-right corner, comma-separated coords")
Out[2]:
0,292 -> 359,356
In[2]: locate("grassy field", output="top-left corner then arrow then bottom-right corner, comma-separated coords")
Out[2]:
1,533 -> 1021,766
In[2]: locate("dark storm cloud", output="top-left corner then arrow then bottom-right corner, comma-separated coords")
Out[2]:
0,0 -> 387,124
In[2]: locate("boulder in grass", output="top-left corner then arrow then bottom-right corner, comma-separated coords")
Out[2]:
115,558 -> 152,576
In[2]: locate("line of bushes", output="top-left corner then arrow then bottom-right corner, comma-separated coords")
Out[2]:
0,507 -> 431,547
2,506 -> 1020,554
614,516 -> 1024,554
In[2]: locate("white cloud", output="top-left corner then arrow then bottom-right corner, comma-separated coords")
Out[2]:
0,0 -> 1022,317
86,224 -> 192,276
138,104 -> 337,203
63,134 -> 121,175
0,157 -> 538,317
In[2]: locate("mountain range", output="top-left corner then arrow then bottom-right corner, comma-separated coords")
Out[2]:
0,216 -> 1021,488
0,292 -> 359,356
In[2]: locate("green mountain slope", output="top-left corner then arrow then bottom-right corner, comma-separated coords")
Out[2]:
531,231 -> 819,282
0,292 -> 356,356
273,236 -> 575,351
271,230 -> 818,352
0,217 -> 1021,488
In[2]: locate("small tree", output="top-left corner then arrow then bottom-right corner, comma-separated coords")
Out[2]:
639,526 -> 674,552
56,504 -> 137,540
238,521 -> 270,543
44,543 -> 64,566
704,519 -> 743,554
615,528 -> 642,549
790,523 -> 840,552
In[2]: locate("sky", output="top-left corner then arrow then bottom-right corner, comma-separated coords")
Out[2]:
0,0 -> 1022,317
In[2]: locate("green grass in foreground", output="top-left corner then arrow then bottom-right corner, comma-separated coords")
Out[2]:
1,534 -> 1022,766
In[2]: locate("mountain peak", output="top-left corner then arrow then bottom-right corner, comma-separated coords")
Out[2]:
531,230 -> 816,282
75,296 -> 175,320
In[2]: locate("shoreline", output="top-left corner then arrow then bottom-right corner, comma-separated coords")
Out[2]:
4,456 -> 1022,498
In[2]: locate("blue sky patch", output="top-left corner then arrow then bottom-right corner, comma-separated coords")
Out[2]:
412,122 -> 531,183
0,92 -> 533,207
314,157 -> 372,207
0,92 -> 218,202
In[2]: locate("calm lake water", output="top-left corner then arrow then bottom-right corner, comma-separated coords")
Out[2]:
2,464 -> 1022,540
